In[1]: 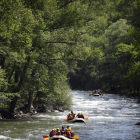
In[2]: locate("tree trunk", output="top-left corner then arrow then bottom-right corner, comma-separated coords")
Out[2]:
8,56 -> 31,113
27,69 -> 36,112
28,92 -> 33,112
9,97 -> 18,113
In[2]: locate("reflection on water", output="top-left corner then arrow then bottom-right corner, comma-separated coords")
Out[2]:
0,90 -> 140,140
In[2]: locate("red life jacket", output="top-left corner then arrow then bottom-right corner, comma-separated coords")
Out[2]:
70,130 -> 75,137
50,131 -> 55,137
67,114 -> 73,119
66,131 -> 71,138
71,113 -> 75,118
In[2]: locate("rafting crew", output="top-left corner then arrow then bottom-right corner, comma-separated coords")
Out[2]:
92,90 -> 102,95
76,112 -> 84,119
49,126 -> 75,138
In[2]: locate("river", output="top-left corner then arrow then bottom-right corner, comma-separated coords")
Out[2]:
0,90 -> 140,140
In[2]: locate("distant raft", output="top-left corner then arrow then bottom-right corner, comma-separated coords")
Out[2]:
89,93 -> 100,96
89,93 -> 104,96
67,117 -> 85,123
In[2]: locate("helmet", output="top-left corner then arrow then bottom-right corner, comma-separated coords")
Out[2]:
57,128 -> 59,130
54,128 -> 56,131
68,127 -> 71,131
69,113 -> 72,114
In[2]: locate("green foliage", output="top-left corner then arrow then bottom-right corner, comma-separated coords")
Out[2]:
1,0 -> 140,114
69,0 -> 140,97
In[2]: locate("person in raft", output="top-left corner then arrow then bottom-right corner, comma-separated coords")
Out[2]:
97,90 -> 102,95
49,129 -> 56,137
67,111 -> 75,120
60,126 -> 65,135
65,127 -> 75,138
92,90 -> 96,95
76,113 -> 84,119
71,111 -> 75,118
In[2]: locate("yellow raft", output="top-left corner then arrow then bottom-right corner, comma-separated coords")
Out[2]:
44,135 -> 77,140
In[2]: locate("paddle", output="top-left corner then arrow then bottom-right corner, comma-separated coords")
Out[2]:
73,135 -> 79,139
64,118 -> 67,121
43,135 -> 49,138
43,138 -> 49,140
84,117 -> 88,120
43,135 -> 49,140
89,93 -> 92,96
101,94 -> 104,96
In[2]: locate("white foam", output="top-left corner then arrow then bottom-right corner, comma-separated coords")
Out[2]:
0,135 -> 9,139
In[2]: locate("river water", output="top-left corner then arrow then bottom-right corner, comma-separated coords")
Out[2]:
0,90 -> 140,140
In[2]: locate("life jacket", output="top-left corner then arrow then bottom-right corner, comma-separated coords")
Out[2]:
77,114 -> 84,118
49,131 -> 55,137
70,130 -> 75,137
71,113 -> 75,118
66,131 -> 71,138
77,114 -> 81,118
60,130 -> 65,135
67,114 -> 73,120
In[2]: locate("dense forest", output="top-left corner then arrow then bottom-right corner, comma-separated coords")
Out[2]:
0,0 -> 140,117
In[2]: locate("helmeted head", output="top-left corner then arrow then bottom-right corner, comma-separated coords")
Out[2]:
68,127 -> 71,131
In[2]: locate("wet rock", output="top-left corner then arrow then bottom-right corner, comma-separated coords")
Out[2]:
58,108 -> 64,112
13,114 -> 23,119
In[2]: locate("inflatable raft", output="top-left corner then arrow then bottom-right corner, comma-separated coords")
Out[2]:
44,135 -> 76,140
67,117 -> 85,123
93,93 -> 100,96
89,93 -> 101,96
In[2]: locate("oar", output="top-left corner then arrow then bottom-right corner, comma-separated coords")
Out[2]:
44,138 -> 49,140
43,135 -> 49,140
73,135 -> 79,140
101,94 -> 104,96
84,117 -> 89,120
64,118 -> 67,121
89,93 -> 92,96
